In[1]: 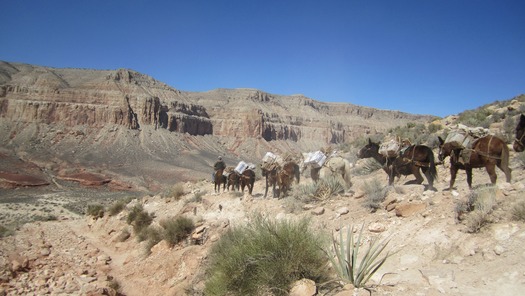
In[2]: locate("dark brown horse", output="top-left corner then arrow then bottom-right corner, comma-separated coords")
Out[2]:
214,169 -> 226,193
261,161 -> 300,198
239,169 -> 256,194
226,171 -> 239,191
357,139 -> 438,190
438,135 -> 511,189
513,114 -> 525,152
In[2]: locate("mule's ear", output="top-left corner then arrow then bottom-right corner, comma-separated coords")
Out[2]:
438,136 -> 444,145
521,114 -> 525,124
368,138 -> 372,144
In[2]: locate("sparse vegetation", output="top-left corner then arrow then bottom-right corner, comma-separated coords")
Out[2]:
455,186 -> 497,233
86,204 -> 105,219
160,216 -> 195,247
352,158 -> 383,176
0,224 -> 13,238
511,200 -> 525,222
326,224 -> 392,288
127,205 -> 154,236
291,176 -> 344,201
108,199 -> 129,216
163,183 -> 186,200
361,179 -> 388,211
204,214 -> 329,296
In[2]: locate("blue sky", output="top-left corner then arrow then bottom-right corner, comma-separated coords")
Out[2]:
1,0 -> 524,117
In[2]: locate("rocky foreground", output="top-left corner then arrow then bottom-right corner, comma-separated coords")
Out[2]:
1,155 -> 525,296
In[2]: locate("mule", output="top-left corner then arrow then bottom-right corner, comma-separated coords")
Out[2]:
438,135 -> 511,189
357,139 -> 438,190
226,171 -> 239,191
261,161 -> 300,198
513,114 -> 525,152
239,169 -> 256,194
301,153 -> 353,188
213,169 -> 226,193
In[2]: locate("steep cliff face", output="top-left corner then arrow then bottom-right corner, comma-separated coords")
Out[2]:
0,63 -> 213,136
0,61 -> 434,146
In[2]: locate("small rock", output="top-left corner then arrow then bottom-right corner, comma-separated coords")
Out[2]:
493,245 -> 505,255
368,222 -> 386,233
311,207 -> 325,215
289,278 -> 316,296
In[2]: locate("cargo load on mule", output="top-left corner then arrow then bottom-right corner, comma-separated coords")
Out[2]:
443,124 -> 490,163
261,152 -> 283,171
303,150 -> 327,168
234,161 -> 256,174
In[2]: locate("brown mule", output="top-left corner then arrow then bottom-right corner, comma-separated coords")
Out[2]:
357,138 -> 438,190
438,135 -> 511,189
261,161 -> 300,198
213,169 -> 226,193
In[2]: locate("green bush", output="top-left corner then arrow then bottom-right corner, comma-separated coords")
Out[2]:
108,199 -> 128,216
86,204 -> 105,219
160,216 -> 195,247
204,215 -> 329,296
326,224 -> 392,288
0,224 -> 13,238
127,205 -> 154,235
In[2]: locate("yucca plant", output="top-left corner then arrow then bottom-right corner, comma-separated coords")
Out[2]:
326,224 -> 392,289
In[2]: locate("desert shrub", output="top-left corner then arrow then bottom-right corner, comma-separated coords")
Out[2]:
292,182 -> 318,203
316,176 -> 345,200
108,199 -> 128,216
353,158 -> 382,176
135,225 -> 163,256
204,215 -> 329,296
292,176 -> 344,202
127,205 -> 154,235
511,200 -> 525,222
361,179 -> 387,211
86,204 -> 105,219
188,190 -> 206,203
457,108 -> 493,128
163,183 -> 185,200
325,224 -> 392,288
160,216 -> 195,247
457,186 -> 497,233
0,224 -> 13,238
33,214 -> 58,222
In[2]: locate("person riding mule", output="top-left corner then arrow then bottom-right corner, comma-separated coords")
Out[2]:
213,156 -> 227,193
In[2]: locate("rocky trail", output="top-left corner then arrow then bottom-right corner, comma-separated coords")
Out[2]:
2,157 -> 525,295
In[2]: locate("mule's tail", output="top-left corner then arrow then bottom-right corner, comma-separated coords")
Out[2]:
294,163 -> 301,184
500,142 -> 512,182
428,149 -> 438,181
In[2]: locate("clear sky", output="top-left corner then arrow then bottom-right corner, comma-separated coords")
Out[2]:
1,0 -> 524,117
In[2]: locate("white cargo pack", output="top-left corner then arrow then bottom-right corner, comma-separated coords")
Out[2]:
262,152 -> 278,163
379,139 -> 400,158
305,151 -> 327,168
234,161 -> 248,174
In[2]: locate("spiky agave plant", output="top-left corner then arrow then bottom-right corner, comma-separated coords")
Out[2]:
326,224 -> 392,288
